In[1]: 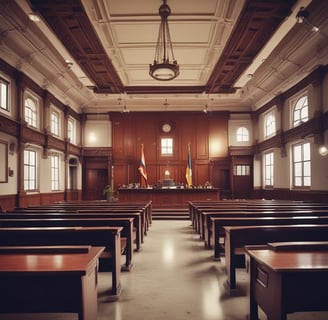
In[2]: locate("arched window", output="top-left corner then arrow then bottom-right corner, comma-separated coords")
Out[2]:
293,95 -> 308,127
265,112 -> 276,138
24,97 -> 37,128
236,127 -> 249,142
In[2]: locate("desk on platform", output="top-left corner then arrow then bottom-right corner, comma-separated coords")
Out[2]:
118,188 -> 219,208
0,245 -> 105,320
245,242 -> 328,320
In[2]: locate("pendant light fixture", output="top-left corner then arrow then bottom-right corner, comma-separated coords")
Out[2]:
149,0 -> 179,81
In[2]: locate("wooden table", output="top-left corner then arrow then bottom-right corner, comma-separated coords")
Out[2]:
0,245 -> 105,320
245,242 -> 328,320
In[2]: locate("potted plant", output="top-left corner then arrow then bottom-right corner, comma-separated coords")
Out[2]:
103,185 -> 117,202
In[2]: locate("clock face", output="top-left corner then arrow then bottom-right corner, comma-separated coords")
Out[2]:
162,123 -> 172,133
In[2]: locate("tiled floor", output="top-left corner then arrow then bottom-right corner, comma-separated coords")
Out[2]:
1,220 -> 328,320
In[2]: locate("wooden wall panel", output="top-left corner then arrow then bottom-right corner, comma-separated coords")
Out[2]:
209,113 -> 229,158
195,120 -> 209,159
110,111 -> 230,187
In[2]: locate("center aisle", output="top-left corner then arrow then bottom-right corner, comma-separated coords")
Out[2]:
97,220 -> 249,320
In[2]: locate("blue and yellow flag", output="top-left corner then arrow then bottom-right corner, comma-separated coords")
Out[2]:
185,144 -> 192,187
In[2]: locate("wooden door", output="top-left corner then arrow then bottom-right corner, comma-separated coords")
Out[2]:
83,169 -> 108,200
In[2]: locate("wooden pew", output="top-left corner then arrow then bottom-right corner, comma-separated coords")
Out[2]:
0,226 -> 123,298
16,200 -> 153,234
189,200 -> 328,235
0,217 -> 134,271
10,207 -> 147,240
0,245 -> 105,320
188,199 -> 308,231
224,224 -> 328,290
203,209 -> 328,248
1,211 -> 143,251
200,206 -> 328,240
211,215 -> 328,261
245,241 -> 328,320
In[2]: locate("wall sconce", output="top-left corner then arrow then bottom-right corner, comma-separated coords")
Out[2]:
319,145 -> 328,156
9,143 -> 15,155
8,167 -> 14,177
164,170 -> 170,178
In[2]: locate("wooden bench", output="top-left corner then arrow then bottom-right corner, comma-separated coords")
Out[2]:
0,245 -> 104,320
211,215 -> 328,261
1,211 -> 143,251
200,206 -> 328,240
203,209 -> 328,248
15,200 -> 153,235
0,226 -> 123,298
224,224 -> 328,290
0,217 -> 135,271
189,200 -> 328,235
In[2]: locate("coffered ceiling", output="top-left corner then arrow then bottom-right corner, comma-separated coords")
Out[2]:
0,0 -> 327,113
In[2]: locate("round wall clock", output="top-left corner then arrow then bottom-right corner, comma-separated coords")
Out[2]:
161,122 -> 172,133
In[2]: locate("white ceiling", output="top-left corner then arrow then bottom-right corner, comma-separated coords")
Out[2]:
0,0 -> 327,113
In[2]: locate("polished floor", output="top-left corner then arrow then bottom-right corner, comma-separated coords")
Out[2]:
1,220 -> 328,320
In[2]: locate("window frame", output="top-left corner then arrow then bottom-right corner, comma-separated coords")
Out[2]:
50,108 -> 60,136
233,164 -> 250,176
160,137 -> 173,156
51,153 -> 60,191
264,151 -> 274,187
292,141 -> 311,188
0,77 -> 9,112
24,148 -> 38,192
292,94 -> 309,128
67,116 -> 76,144
24,96 -> 38,128
236,126 -> 249,142
264,110 -> 276,139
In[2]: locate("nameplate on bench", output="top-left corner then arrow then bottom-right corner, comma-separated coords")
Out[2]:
0,245 -> 91,254
268,241 -> 328,251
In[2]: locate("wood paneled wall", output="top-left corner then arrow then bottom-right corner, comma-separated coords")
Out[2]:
110,111 -> 230,189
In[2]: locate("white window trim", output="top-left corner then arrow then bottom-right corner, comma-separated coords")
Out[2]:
264,110 -> 276,139
24,91 -> 40,129
161,137 -> 173,156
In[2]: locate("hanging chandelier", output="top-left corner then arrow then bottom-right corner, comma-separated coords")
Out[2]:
149,0 -> 179,81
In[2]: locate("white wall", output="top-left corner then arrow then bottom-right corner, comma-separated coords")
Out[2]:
84,120 -> 112,147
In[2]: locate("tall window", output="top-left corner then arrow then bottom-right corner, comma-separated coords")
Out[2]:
293,95 -> 308,127
293,142 -> 311,187
67,117 -> 76,144
51,154 -> 60,190
50,110 -> 60,136
24,149 -> 37,191
161,138 -> 173,156
24,97 -> 38,128
264,152 -> 274,186
236,127 -> 249,142
0,77 -> 9,111
264,111 -> 276,138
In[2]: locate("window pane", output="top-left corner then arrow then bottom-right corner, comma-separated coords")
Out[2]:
303,161 -> 311,176
294,162 -> 302,176
304,177 -> 311,186
294,177 -> 302,186
294,145 -> 302,161
303,142 -> 310,160
0,78 -> 9,110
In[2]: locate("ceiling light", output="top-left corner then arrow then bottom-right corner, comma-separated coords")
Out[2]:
149,0 -> 179,81
296,7 -> 319,32
28,13 -> 40,22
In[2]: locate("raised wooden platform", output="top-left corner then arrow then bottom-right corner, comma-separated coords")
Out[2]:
152,208 -> 189,220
